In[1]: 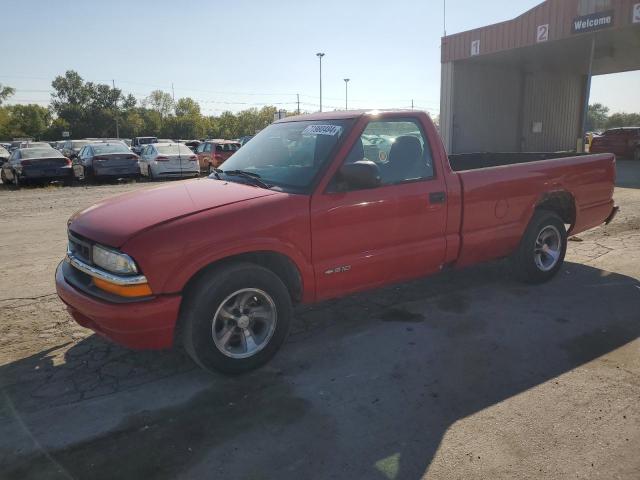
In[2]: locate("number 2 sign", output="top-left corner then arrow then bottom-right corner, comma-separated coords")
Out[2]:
537,24 -> 549,42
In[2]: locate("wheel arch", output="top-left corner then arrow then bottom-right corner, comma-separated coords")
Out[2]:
181,250 -> 304,306
535,191 -> 576,229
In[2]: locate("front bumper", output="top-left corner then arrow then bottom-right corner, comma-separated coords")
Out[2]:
55,261 -> 181,350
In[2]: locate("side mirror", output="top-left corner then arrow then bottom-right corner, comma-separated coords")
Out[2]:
338,160 -> 381,190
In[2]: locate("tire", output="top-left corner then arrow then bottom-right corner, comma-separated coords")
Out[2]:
0,168 -> 8,185
180,263 -> 292,375
63,175 -> 73,187
148,164 -> 155,181
511,209 -> 567,284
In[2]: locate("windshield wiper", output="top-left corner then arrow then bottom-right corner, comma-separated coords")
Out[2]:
220,169 -> 272,189
211,167 -> 223,180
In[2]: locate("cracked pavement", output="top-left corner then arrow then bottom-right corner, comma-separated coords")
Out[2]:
1,161 -> 639,479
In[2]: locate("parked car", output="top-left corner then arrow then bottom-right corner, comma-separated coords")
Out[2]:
183,140 -> 201,152
9,140 -> 49,152
56,110 -> 618,374
195,140 -> 241,173
131,136 -> 158,155
61,139 -> 92,159
2,147 -> 72,186
73,142 -> 140,182
0,145 -> 10,166
590,127 -> 640,160
139,142 -> 199,180
238,135 -> 254,147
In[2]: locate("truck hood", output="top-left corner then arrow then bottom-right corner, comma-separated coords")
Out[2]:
69,179 -> 278,247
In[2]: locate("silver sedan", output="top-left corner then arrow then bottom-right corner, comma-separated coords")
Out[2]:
139,143 -> 200,180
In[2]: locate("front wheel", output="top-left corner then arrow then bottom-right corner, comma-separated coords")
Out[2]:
511,210 -> 567,284
180,263 -> 292,374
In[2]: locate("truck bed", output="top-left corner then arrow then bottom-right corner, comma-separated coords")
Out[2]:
449,152 -> 616,269
448,152 -> 588,172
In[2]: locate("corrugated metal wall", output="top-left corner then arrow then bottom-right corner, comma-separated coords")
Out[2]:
451,62 -> 523,153
447,63 -> 585,153
442,0 -> 637,63
521,71 -> 585,151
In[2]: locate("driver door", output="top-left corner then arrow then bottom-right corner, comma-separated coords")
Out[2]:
310,118 -> 448,300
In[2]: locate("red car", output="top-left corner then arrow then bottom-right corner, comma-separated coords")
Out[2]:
194,140 -> 241,173
590,127 -> 640,161
56,110 -> 618,374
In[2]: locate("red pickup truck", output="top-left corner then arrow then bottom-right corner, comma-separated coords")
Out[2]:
56,110 -> 618,374
590,127 -> 640,161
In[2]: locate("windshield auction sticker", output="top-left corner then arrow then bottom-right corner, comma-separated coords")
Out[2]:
302,125 -> 343,136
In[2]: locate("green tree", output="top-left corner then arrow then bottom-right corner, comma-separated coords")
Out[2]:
586,103 -> 609,131
605,112 -> 640,129
0,84 -> 15,106
144,90 -> 174,120
4,104 -> 51,139
175,97 -> 201,117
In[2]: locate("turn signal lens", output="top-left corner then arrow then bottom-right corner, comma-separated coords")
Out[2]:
93,277 -> 153,298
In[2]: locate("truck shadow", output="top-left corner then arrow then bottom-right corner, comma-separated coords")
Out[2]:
1,260 -> 639,479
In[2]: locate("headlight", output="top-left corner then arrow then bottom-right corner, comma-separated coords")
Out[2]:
92,245 -> 139,275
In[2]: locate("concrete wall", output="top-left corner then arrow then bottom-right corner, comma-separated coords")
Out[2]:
450,62 -> 523,154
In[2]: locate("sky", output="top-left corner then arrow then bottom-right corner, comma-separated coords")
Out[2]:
1,0 -> 638,116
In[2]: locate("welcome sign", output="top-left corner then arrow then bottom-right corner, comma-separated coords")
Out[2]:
572,10 -> 614,33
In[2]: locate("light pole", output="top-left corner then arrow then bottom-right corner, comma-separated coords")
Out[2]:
343,78 -> 350,110
316,52 -> 325,112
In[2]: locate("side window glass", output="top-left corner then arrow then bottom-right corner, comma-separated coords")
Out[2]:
340,119 -> 434,190
204,143 -> 212,153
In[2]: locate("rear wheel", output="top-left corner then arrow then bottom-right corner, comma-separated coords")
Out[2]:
511,210 -> 567,284
180,263 -> 292,374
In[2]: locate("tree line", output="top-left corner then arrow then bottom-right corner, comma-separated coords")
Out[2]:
586,103 -> 640,132
0,71 -> 294,141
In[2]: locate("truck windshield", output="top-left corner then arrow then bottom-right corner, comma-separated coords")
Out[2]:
214,119 -> 352,193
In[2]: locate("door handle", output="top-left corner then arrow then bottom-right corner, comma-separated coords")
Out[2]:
429,191 -> 446,204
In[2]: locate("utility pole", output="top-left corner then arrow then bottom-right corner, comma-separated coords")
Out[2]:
316,52 -> 325,112
112,79 -> 120,139
443,0 -> 447,37
343,78 -> 350,110
411,99 -> 414,110
297,93 -> 300,115
171,83 -> 175,105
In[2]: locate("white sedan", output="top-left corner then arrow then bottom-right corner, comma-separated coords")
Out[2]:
139,142 -> 200,180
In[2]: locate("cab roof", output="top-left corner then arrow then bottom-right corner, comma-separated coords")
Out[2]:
275,109 -> 424,123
